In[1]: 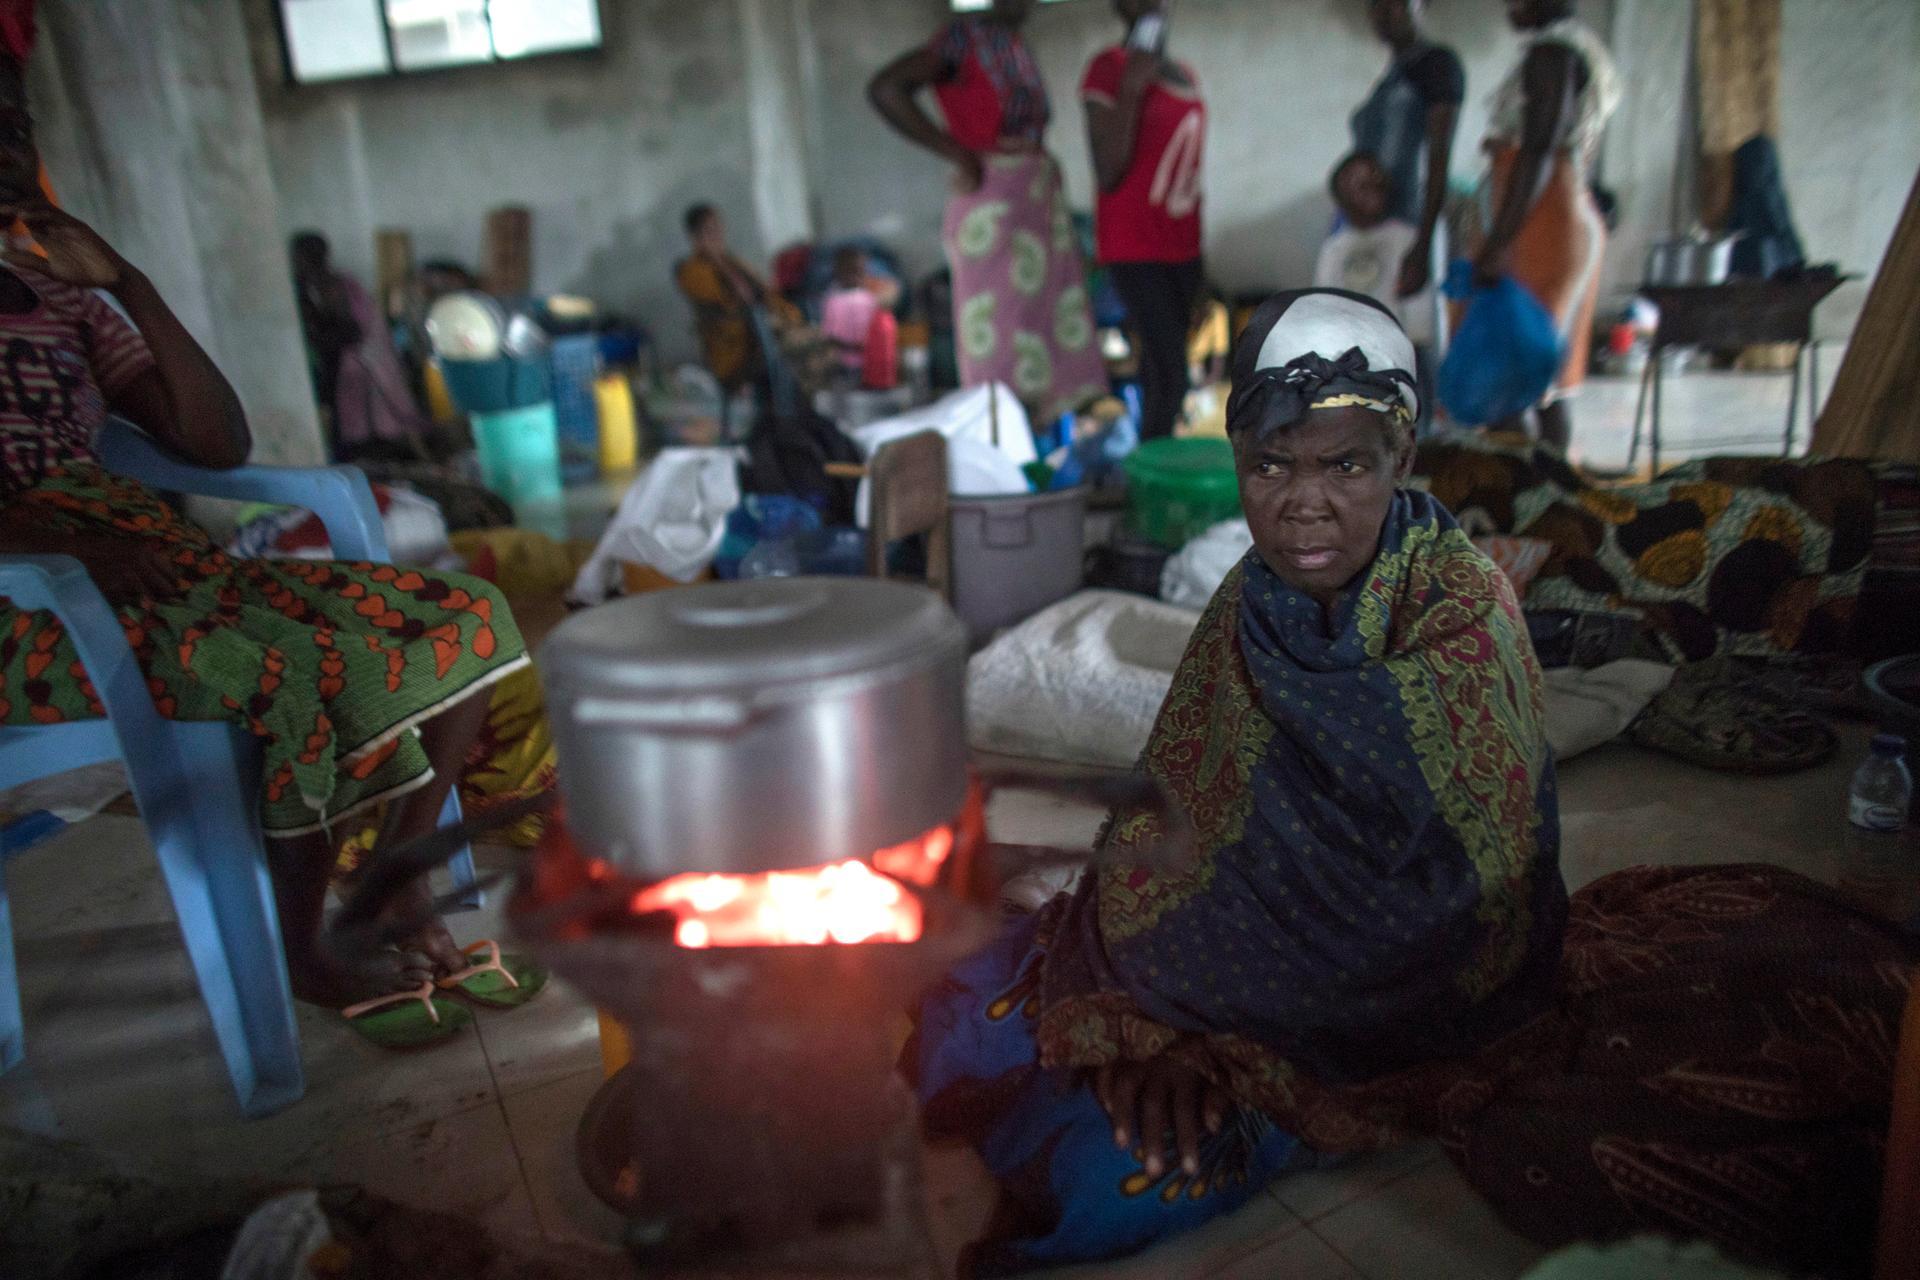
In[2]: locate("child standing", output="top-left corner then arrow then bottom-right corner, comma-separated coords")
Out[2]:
1314,152 -> 1433,344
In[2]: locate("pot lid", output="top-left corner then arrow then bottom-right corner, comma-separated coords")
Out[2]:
540,577 -> 964,697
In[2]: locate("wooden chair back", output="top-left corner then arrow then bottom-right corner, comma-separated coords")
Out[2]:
865,430 -> 950,601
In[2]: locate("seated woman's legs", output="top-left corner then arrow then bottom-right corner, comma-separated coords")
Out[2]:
268,685 -> 493,1006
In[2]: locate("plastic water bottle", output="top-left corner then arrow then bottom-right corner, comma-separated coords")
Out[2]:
738,537 -> 801,579
1842,733 -> 1913,913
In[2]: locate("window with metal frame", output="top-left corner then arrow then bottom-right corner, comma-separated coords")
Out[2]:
277,0 -> 602,85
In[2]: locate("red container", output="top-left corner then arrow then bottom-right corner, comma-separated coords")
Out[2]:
861,309 -> 898,390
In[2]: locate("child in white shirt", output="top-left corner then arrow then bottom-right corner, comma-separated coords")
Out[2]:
1314,152 -> 1434,345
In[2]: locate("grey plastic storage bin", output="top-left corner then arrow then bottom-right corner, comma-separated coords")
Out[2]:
949,487 -> 1088,644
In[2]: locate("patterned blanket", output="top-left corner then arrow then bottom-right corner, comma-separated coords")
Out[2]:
1416,439 -> 1877,662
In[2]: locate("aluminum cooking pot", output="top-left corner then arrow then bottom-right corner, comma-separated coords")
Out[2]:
1644,233 -> 1741,287
538,577 -> 969,879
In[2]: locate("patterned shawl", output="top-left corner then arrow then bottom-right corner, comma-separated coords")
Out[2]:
1036,490 -> 1569,1150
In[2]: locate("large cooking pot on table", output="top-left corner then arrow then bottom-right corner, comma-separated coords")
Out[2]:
539,577 -> 970,880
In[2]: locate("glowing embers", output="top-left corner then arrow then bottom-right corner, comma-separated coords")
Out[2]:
627,823 -> 956,948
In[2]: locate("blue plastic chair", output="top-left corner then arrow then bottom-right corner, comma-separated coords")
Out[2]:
0,418 -> 481,1118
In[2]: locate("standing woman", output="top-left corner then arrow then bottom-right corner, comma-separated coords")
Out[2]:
1472,0 -> 1619,449
1353,0 -> 1463,342
1082,0 -> 1207,442
869,0 -> 1107,427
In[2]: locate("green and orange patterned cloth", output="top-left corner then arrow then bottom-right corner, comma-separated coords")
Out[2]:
0,464 -> 528,836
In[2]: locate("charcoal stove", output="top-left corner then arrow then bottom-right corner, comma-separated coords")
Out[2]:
513,579 -> 998,1272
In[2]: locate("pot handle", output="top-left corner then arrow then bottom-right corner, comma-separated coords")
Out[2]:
972,759 -> 1196,872
571,695 -> 760,732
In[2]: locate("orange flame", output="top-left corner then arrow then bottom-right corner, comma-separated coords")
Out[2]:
629,823 -> 956,948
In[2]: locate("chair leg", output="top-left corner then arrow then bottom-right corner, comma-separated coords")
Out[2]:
1785,344 -> 1803,457
440,789 -> 483,913
138,724 -> 303,1117
0,864 -> 21,1074
1627,357 -> 1654,469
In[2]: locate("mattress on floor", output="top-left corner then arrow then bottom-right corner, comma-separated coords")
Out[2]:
967,589 -> 1673,770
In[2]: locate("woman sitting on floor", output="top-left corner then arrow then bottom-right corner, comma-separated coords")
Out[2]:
908,288 -> 1913,1277
0,55 -> 536,1042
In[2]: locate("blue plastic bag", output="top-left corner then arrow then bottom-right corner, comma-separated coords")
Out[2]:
1436,261 -> 1564,426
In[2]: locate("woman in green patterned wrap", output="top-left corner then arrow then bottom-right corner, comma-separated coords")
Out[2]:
0,54 -> 527,1014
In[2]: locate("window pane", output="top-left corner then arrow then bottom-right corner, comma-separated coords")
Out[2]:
281,0 -> 390,82
489,0 -> 600,60
386,0 -> 491,71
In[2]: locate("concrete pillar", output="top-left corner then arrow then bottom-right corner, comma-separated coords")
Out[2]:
737,0 -> 818,254
29,0 -> 324,466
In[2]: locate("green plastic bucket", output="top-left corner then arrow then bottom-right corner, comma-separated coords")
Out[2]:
1123,437 -> 1241,549
472,402 -> 563,505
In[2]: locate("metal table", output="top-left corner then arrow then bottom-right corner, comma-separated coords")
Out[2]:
1628,276 -> 1847,476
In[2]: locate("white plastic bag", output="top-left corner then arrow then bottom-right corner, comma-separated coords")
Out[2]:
849,383 -> 1036,526
570,448 -> 741,603
1159,518 -> 1253,610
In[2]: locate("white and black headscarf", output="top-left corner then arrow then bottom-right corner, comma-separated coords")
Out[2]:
1225,289 -> 1419,443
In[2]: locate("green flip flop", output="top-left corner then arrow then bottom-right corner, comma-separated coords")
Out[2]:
341,980 -> 474,1049
435,939 -> 550,1011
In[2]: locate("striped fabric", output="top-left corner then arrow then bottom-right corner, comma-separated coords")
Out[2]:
0,265 -> 154,496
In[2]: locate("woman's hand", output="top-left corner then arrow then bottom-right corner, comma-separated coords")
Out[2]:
1,202 -> 127,291
1471,242 -> 1511,289
1095,1056 -> 1229,1178
1397,238 -> 1433,299
952,150 -> 985,195
64,532 -> 184,605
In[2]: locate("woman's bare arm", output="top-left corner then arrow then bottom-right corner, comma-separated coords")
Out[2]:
1399,102 -> 1459,297
1474,45 -> 1576,285
868,46 -> 982,192
1,202 -> 249,467
1086,51 -> 1160,193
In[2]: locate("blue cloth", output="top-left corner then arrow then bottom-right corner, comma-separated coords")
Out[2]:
908,910 -> 1312,1277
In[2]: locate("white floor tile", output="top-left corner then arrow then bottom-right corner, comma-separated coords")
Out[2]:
286,1093 -> 542,1239
1020,1187 -> 1307,1280
498,1065 -> 631,1252
1270,1140 -> 1442,1225
1210,1227 -> 1365,1280
472,978 -> 604,1099
920,1139 -> 999,1278
1309,1160 -> 1544,1280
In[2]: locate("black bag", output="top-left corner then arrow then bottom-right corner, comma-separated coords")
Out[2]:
739,405 -> 862,528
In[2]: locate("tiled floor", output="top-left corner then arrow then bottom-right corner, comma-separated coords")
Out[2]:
1552,356 -> 1843,477
1,720 -> 1876,1277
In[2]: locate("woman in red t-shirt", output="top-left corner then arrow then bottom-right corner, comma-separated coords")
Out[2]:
1083,0 -> 1206,441
868,0 -> 1107,427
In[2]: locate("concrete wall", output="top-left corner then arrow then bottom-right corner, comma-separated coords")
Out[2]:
246,0 -> 1919,364
244,0 -> 766,368
30,0 -> 325,464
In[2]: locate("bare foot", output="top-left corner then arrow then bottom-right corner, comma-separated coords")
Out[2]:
383,876 -> 466,977
288,926 -> 435,1009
